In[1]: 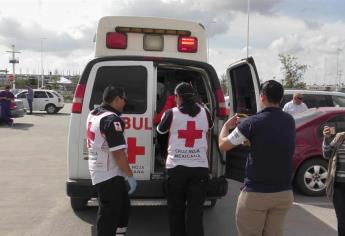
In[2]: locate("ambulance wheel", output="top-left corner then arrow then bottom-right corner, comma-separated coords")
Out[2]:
70,197 -> 88,211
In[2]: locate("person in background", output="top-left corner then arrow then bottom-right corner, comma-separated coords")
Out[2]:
86,85 -> 137,236
322,126 -> 345,236
282,92 -> 308,115
154,78 -> 178,165
0,85 -> 15,127
157,82 -> 213,236
27,85 -> 34,114
219,80 -> 295,236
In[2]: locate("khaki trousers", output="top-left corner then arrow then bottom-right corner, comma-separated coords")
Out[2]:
236,190 -> 293,236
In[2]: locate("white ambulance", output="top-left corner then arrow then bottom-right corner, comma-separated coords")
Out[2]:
67,16 -> 260,210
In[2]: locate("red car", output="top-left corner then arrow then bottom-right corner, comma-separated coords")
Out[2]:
292,107 -> 345,196
225,107 -> 345,196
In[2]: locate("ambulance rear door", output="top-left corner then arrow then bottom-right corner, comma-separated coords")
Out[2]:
81,60 -> 155,181
224,57 -> 260,181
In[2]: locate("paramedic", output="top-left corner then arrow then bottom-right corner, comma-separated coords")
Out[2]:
157,82 -> 213,236
219,80 -> 295,236
86,85 -> 137,236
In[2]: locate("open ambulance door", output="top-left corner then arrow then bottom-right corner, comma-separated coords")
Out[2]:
82,61 -> 156,183
224,57 -> 260,181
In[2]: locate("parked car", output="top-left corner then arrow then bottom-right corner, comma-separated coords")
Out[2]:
15,89 -> 64,114
291,107 -> 345,196
9,99 -> 26,118
0,90 -> 26,120
226,107 -> 345,196
282,89 -> 345,109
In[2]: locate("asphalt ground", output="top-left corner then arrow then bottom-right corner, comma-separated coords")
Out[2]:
0,104 -> 338,236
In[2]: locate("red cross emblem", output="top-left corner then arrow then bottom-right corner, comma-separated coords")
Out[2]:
127,137 -> 145,164
178,121 -> 202,148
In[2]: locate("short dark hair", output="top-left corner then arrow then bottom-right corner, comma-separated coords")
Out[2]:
5,85 -> 10,90
102,85 -> 125,104
259,80 -> 284,104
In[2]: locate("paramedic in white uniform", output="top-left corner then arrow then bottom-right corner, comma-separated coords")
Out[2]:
157,82 -> 213,236
86,85 -> 137,236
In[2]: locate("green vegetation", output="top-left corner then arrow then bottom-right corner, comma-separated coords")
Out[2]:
279,54 -> 308,89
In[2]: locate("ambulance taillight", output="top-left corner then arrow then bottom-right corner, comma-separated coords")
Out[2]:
106,32 -> 127,49
216,88 -> 228,117
72,84 -> 86,113
178,36 -> 198,53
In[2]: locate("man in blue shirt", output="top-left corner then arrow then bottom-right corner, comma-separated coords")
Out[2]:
219,80 -> 295,236
0,85 -> 15,126
27,85 -> 34,114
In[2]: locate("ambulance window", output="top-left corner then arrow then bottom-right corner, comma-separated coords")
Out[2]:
89,66 -> 147,114
230,64 -> 257,115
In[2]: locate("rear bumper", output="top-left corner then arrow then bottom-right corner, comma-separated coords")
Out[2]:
66,179 -> 95,199
11,108 -> 26,118
66,178 -> 166,199
66,177 -> 227,200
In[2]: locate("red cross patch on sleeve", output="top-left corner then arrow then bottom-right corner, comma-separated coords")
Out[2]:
114,121 -> 122,131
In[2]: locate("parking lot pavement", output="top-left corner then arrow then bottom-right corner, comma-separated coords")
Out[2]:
0,103 -> 338,236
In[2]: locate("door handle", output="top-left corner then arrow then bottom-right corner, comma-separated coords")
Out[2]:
45,100 -> 49,101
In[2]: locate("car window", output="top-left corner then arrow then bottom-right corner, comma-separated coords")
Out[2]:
293,108 -> 323,127
325,116 -> 345,133
303,94 -> 333,108
281,94 -> 292,108
89,66 -> 147,114
332,95 -> 345,107
319,115 -> 345,137
46,92 -> 54,98
17,92 -> 28,99
34,91 -> 48,98
52,91 -> 61,97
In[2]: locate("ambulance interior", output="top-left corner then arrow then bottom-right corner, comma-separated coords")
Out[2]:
154,64 -> 213,172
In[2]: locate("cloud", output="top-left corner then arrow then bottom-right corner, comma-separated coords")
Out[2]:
0,16 -> 95,56
269,34 -> 303,54
100,0 -> 284,38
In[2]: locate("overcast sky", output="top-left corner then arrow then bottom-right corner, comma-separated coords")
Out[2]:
0,0 -> 344,85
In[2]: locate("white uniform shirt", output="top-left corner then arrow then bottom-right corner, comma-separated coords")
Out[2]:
86,110 -> 127,185
283,100 -> 308,115
163,107 -> 209,169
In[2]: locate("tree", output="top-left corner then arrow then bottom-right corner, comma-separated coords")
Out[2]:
279,54 -> 308,89
219,73 -> 228,94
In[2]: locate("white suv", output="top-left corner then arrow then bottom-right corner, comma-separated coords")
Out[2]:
16,89 -> 65,114
282,89 -> 345,108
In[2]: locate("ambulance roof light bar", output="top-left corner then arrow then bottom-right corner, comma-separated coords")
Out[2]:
115,26 -> 191,36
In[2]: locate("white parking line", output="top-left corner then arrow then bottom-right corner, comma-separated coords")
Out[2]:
293,202 -> 337,231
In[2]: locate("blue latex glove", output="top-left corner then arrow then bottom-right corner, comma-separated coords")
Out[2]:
127,176 -> 137,195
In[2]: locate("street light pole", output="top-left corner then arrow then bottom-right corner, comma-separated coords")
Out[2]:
6,45 -> 20,89
40,38 -> 46,88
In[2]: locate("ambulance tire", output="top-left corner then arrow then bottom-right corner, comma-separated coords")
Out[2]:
70,197 -> 88,211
